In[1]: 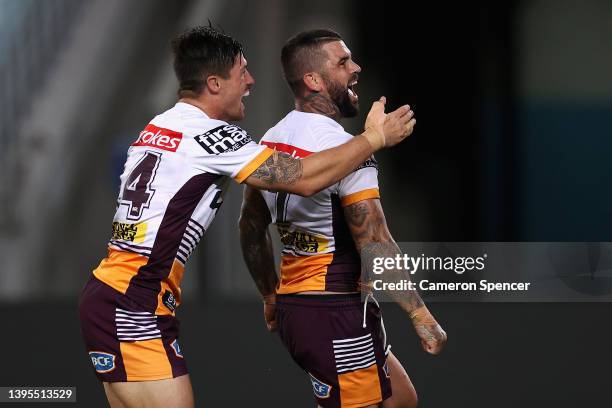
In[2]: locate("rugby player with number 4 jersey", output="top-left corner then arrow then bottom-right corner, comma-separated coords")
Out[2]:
240,29 -> 447,408
78,26 -> 415,408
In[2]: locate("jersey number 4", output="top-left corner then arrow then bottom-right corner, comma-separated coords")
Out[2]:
119,151 -> 162,221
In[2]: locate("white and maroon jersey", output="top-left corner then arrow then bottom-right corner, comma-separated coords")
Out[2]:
93,102 -> 273,314
260,110 -> 379,294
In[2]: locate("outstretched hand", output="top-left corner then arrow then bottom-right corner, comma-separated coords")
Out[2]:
364,96 -> 415,149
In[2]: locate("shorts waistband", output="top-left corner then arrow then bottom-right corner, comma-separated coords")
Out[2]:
276,293 -> 363,309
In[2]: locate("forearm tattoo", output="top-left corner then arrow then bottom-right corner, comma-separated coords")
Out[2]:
360,242 -> 425,311
241,226 -> 277,296
344,200 -> 424,312
239,190 -> 278,296
251,152 -> 303,186
415,324 -> 437,342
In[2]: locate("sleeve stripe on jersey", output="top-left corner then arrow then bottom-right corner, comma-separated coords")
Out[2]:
234,147 -> 275,183
340,188 -> 380,207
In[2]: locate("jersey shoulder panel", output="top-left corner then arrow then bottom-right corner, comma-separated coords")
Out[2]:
261,110 -> 351,154
307,116 -> 353,150
162,103 -> 273,179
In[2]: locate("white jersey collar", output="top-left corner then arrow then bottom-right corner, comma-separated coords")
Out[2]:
289,110 -> 343,129
175,101 -> 211,119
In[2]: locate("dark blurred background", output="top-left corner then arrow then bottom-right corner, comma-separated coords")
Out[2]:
1,0 -> 611,406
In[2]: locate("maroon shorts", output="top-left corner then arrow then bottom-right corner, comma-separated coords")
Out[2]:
276,294 -> 392,408
78,276 -> 188,382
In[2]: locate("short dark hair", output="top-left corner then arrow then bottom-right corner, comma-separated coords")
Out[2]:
281,29 -> 342,96
171,26 -> 243,96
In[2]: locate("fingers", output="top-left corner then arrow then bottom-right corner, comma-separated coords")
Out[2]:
265,317 -> 277,331
266,319 -> 278,332
406,118 -> 416,135
386,105 -> 415,136
263,302 -> 277,332
412,307 -> 446,355
369,96 -> 387,116
388,104 -> 411,120
423,339 -> 444,355
388,107 -> 414,125
422,326 -> 447,355
374,98 -> 416,147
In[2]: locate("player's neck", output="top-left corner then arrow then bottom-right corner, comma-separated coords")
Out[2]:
296,93 -> 341,122
179,97 -> 224,120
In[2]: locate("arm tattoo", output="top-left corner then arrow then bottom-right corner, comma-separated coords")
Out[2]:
297,93 -> 342,121
347,201 -> 370,228
239,188 -> 278,296
415,324 -> 437,342
251,152 -> 303,186
360,241 -> 425,312
344,200 -> 425,312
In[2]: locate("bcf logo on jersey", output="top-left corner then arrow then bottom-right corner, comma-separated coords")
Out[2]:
195,125 -> 253,155
132,124 -> 182,152
308,373 -> 331,399
89,351 -> 116,373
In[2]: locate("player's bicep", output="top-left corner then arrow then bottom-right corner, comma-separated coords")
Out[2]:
243,151 -> 304,192
343,198 -> 393,249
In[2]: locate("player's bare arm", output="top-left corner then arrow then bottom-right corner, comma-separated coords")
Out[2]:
249,151 -> 304,186
238,186 -> 279,331
344,199 -> 447,355
244,97 -> 415,196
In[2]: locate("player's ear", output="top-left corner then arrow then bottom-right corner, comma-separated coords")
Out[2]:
303,72 -> 324,93
205,75 -> 222,95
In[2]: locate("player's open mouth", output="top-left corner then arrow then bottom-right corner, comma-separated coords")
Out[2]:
348,80 -> 358,101
241,89 -> 250,107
